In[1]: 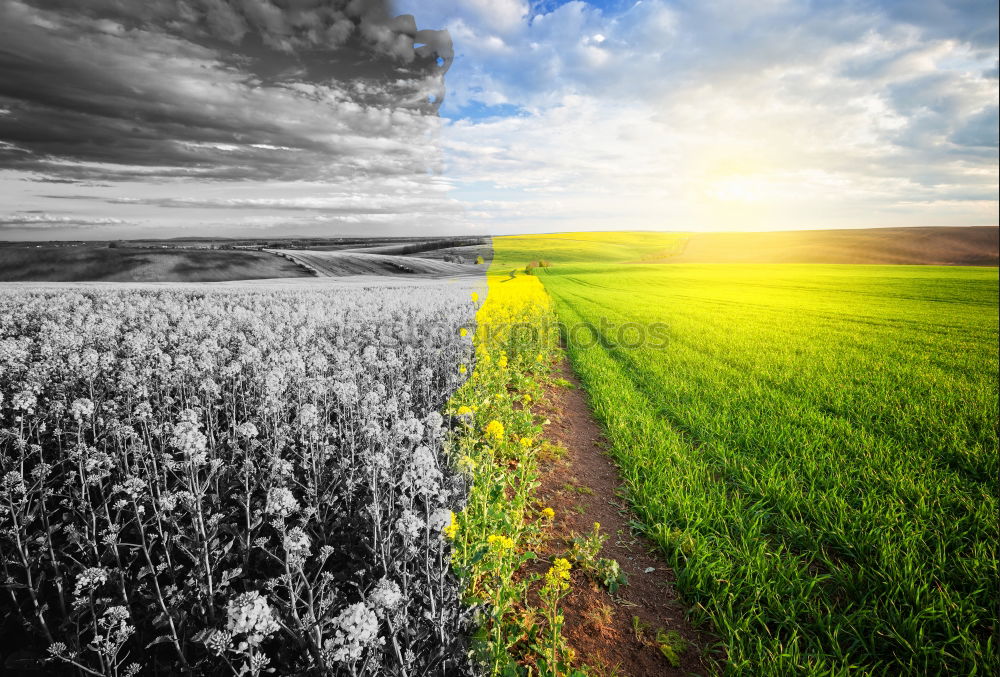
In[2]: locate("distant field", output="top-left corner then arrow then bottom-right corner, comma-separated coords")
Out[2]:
0,237 -> 493,282
0,245 -> 309,282
496,234 -> 999,674
274,248 -> 484,277
331,237 -> 490,258
391,243 -> 493,263
503,227 -> 999,266
667,226 -> 999,265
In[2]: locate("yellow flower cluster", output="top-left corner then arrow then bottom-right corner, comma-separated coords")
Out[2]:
442,273 -> 560,669
443,511 -> 458,540
544,558 -> 572,592
484,419 -> 505,441
487,534 -> 515,551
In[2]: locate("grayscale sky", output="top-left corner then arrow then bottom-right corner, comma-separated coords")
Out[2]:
0,1 -> 997,239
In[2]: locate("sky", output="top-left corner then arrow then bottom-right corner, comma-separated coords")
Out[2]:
0,0 -> 997,240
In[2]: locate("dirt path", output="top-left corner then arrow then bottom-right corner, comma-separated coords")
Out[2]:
536,359 -> 713,676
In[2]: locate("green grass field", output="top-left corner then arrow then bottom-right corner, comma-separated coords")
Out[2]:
495,234 -> 999,675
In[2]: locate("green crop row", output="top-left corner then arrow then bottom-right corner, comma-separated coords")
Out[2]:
495,235 -> 998,675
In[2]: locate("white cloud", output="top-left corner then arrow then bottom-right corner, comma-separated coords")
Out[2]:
398,0 -> 999,232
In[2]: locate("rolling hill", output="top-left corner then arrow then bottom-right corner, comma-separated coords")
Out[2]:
659,226 -> 998,265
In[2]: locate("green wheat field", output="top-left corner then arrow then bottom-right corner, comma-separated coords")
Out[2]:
495,233 -> 999,675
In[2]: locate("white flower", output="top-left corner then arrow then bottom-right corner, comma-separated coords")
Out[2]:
395,509 -> 424,542
169,412 -> 208,465
158,491 -> 178,512
116,476 -> 145,498
428,508 -> 453,533
284,527 -> 311,557
74,567 -> 108,597
325,602 -> 381,663
235,421 -> 259,439
70,398 -> 94,420
369,578 -> 403,618
226,591 -> 279,647
424,411 -> 443,434
402,446 -> 442,496
2,471 -> 26,496
99,605 -> 132,635
206,629 -> 233,655
265,487 -> 299,517
11,390 -> 36,413
298,403 -> 320,429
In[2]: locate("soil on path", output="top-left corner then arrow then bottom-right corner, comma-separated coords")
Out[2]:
536,359 -> 715,676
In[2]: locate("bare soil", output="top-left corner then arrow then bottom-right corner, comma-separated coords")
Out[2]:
535,359 -> 715,676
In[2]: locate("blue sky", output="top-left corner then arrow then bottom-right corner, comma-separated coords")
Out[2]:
397,0 -> 998,234
0,0 -> 996,238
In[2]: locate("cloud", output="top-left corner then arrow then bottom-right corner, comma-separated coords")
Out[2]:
0,0 -> 465,237
950,106 -> 1000,149
0,212 -> 131,229
397,0 -> 999,232
0,1 -> 452,183
2,0 -> 996,237
50,193 -> 468,216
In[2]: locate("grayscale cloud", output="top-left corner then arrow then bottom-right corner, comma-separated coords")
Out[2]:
0,0 -> 456,237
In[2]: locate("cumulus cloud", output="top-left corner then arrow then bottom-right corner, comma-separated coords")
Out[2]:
0,1 -> 453,181
400,0 -> 998,232
0,0 -> 460,237
2,0 -> 996,237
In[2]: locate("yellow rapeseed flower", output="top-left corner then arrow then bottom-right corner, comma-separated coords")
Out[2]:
459,364 -> 467,375
487,534 -> 515,550
541,507 -> 555,520
519,437 -> 532,447
460,327 -> 468,337
484,419 -> 504,441
544,558 -> 572,591
456,405 -> 473,416
471,292 -> 479,302
442,511 -> 458,539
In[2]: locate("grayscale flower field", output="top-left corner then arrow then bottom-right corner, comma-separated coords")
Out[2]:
0,283 -> 481,676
